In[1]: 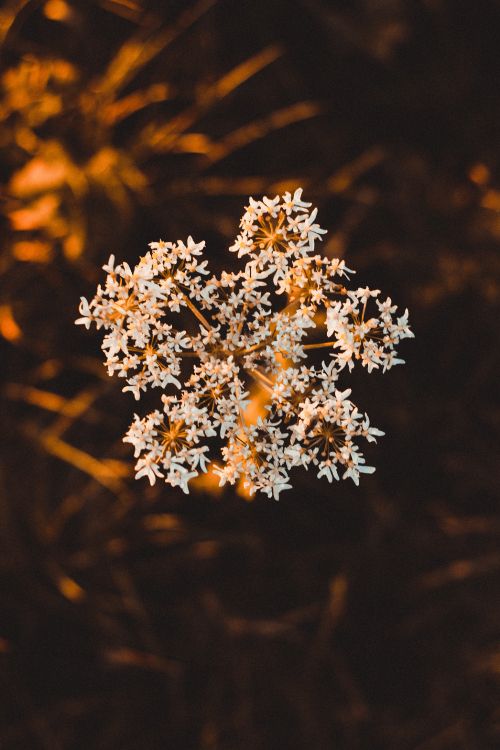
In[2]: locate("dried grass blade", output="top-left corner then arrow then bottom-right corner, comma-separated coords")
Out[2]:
95,0 -> 217,97
140,45 -> 283,153
38,433 -> 129,492
205,101 -> 323,165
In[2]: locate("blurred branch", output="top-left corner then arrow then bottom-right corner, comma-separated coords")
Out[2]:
204,101 -> 323,165
94,0 -> 217,98
21,423 -> 130,493
418,554 -> 500,590
0,0 -> 43,49
137,44 -> 283,154
99,0 -> 144,23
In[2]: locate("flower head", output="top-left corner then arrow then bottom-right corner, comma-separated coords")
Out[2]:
77,189 -> 414,499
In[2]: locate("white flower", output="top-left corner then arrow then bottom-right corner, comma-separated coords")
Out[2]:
77,190 -> 413,498
281,187 -> 311,215
135,454 -> 164,485
317,460 -> 339,483
75,297 -> 92,329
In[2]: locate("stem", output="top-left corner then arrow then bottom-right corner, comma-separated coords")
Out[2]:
236,296 -> 304,357
236,286 -> 346,358
239,339 -> 268,356
248,368 -> 274,392
179,291 -> 212,331
236,303 -> 248,337
302,341 -> 336,351
279,296 -> 303,315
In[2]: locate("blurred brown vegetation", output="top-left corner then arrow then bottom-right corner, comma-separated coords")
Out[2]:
1,0 -> 499,748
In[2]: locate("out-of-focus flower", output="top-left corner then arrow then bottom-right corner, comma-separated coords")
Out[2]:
77,189 -> 414,499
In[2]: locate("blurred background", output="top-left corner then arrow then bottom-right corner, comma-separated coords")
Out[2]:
1,0 -> 499,748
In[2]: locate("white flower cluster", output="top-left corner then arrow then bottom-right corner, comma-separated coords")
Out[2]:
76,189 -> 414,499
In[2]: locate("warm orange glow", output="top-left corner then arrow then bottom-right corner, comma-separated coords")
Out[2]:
63,233 -> 84,260
9,194 -> 59,231
192,463 -> 225,497
174,133 -> 212,154
0,305 -> 22,341
469,163 -> 490,186
13,240 -> 53,262
192,541 -> 220,559
14,127 -> 38,151
44,0 -> 71,22
242,382 -> 270,427
9,149 -> 71,197
235,380 -> 273,500
57,575 -> 85,602
143,514 -> 184,531
190,379 -> 273,500
102,83 -> 170,123
328,574 -> 348,626
5,384 -> 68,413
39,433 -> 129,492
481,189 -> 500,211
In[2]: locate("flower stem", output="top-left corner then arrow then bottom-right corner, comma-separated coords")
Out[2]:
236,297 -> 304,356
302,341 -> 336,350
248,368 -> 274,392
179,292 -> 212,331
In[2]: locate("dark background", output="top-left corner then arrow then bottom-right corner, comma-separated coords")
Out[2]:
1,0 -> 499,748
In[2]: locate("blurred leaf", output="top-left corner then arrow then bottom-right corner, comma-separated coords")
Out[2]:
0,304 -> 22,341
